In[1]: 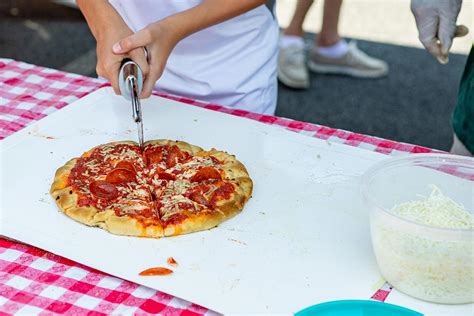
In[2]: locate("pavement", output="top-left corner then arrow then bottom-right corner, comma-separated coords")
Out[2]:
0,0 -> 471,151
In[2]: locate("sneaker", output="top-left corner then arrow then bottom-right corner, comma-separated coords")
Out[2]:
308,41 -> 389,78
278,44 -> 310,89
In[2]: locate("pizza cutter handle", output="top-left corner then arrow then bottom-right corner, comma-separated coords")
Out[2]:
118,58 -> 144,123
118,58 -> 144,103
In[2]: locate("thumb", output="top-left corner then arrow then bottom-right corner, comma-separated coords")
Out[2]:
454,24 -> 469,38
436,25 -> 469,64
113,29 -> 152,55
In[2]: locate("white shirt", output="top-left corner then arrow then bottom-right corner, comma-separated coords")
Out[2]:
109,0 -> 279,115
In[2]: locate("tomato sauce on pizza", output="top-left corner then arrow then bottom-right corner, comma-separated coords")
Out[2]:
50,140 -> 253,237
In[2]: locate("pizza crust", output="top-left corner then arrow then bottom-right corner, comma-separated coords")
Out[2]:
50,140 -> 253,238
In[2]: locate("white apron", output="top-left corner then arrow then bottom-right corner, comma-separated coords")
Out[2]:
109,0 -> 279,115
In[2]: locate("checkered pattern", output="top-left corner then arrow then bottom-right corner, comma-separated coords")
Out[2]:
0,58 -> 437,314
0,239 -> 212,315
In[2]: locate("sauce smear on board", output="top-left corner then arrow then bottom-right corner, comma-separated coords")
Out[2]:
139,267 -> 173,276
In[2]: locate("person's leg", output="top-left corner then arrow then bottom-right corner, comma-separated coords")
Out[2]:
308,0 -> 388,78
284,0 -> 314,38
311,0 -> 348,59
278,0 -> 313,88
317,0 -> 342,47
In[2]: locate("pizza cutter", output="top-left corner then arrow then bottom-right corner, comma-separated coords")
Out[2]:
119,58 -> 144,148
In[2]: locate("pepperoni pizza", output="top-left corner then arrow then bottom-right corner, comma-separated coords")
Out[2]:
50,140 -> 253,237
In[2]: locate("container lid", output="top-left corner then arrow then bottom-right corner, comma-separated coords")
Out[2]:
295,300 -> 422,316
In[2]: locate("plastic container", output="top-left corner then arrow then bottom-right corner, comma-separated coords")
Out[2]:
361,154 -> 474,304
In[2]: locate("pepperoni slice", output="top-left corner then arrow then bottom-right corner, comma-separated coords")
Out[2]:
89,180 -> 118,200
166,145 -> 185,168
157,172 -> 176,181
144,147 -> 165,165
211,182 -> 235,204
189,191 -> 209,207
139,267 -> 173,276
191,167 -> 222,182
106,168 -> 136,184
115,161 -> 135,172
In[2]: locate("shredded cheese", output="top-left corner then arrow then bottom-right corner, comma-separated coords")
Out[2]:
390,185 -> 473,229
75,143 -> 226,221
372,186 -> 473,304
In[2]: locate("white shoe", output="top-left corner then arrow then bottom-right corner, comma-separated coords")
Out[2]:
308,41 -> 389,78
278,44 -> 310,89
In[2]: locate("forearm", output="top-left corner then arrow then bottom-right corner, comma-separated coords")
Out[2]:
76,0 -> 125,40
161,0 -> 267,42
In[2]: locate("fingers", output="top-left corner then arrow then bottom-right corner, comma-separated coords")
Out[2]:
417,17 -> 444,62
96,59 -> 122,95
438,14 -> 458,56
113,28 -> 152,55
128,48 -> 150,80
140,52 -> 166,99
436,25 -> 469,65
140,64 -> 162,99
110,24 -> 173,98
113,29 -> 152,97
109,61 -> 122,95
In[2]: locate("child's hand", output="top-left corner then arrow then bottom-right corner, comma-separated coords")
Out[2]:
96,21 -> 149,95
112,22 -> 180,98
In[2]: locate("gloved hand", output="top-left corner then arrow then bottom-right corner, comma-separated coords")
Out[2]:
411,0 -> 469,64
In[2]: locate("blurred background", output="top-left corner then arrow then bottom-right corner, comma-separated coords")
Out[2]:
0,0 -> 472,151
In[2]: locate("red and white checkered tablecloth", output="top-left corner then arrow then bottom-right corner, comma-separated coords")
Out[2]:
0,58 -> 435,315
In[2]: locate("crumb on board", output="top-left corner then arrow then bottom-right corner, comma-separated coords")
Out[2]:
193,119 -> 198,122
259,211 -> 266,215
228,238 -> 247,246
316,154 -> 321,159
167,257 -> 178,267
229,278 -> 240,290
38,198 -> 49,204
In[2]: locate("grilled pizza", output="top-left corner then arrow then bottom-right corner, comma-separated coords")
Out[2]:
50,140 -> 252,237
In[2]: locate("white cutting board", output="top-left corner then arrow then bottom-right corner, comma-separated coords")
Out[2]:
2,87 -> 390,314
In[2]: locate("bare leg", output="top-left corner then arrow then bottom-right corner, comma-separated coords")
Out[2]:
284,0 -> 314,37
317,0 -> 343,47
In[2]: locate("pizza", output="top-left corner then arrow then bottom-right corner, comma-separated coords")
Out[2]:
50,140 -> 253,237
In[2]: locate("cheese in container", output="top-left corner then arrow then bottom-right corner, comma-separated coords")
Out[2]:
362,154 -> 474,304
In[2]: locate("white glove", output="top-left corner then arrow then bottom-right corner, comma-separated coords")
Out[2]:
411,0 -> 469,64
